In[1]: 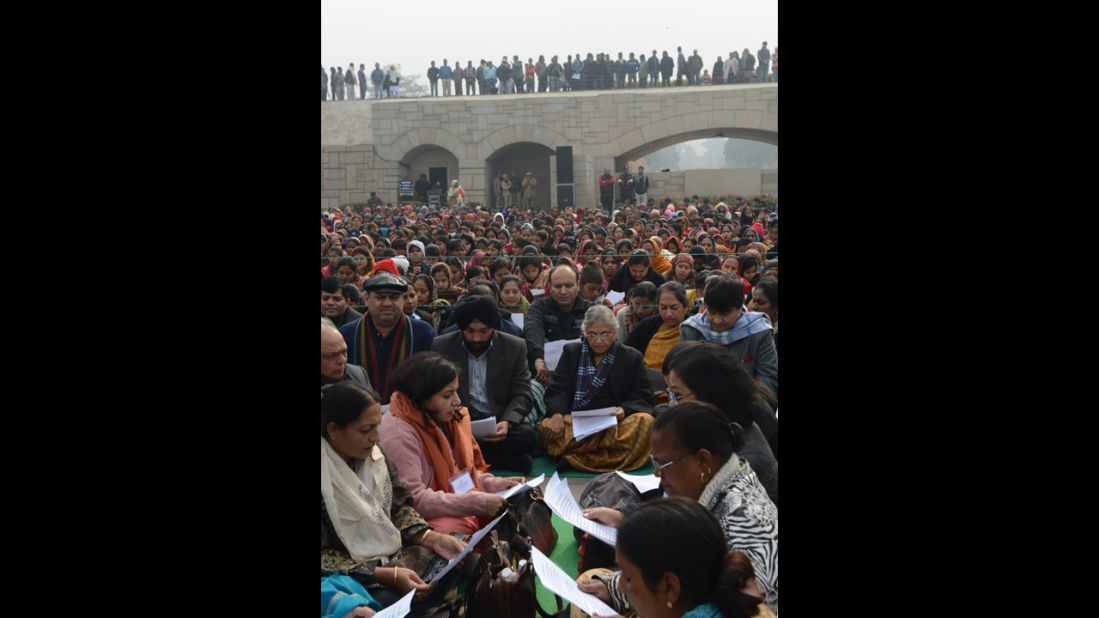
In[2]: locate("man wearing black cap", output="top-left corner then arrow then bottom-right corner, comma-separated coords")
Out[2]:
339,271 -> 436,403
431,296 -> 538,472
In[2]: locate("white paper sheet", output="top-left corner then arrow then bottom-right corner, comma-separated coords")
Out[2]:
511,313 -> 525,330
572,415 -> 618,441
615,470 -> 662,494
543,338 -> 579,371
544,473 -> 617,546
606,290 -> 625,306
531,546 -> 617,617
494,473 -> 546,498
571,407 -> 617,418
470,416 -> 498,438
372,590 -> 414,618
531,288 -> 545,297
427,511 -> 508,582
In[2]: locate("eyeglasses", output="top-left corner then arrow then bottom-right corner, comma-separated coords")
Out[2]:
586,332 -> 614,341
665,387 -> 694,404
651,454 -> 682,477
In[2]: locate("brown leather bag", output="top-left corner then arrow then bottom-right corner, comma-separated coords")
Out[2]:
468,531 -> 560,618
506,487 -> 558,556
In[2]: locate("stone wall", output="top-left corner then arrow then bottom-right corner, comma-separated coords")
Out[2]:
321,83 -> 777,209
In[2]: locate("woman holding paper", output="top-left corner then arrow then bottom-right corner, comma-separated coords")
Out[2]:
539,304 -> 655,473
592,499 -> 775,618
379,352 -> 522,535
576,401 -> 778,616
320,382 -> 466,608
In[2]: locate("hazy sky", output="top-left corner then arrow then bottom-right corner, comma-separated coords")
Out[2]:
322,0 -> 777,86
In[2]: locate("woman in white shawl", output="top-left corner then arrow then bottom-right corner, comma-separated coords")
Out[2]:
447,180 -> 465,207
321,382 -> 466,607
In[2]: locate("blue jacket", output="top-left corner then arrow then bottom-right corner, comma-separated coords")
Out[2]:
321,574 -> 381,618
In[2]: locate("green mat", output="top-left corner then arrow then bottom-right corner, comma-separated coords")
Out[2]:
493,456 -> 655,479
535,513 -> 582,613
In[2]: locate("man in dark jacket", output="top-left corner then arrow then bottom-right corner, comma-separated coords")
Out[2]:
524,264 -> 593,384
414,173 -> 431,202
648,50 -> 659,87
432,296 -> 538,472
427,61 -> 439,96
660,52 -> 674,87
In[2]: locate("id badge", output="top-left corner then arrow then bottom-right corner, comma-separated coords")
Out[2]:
450,469 -> 475,494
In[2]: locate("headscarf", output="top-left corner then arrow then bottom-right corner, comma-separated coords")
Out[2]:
647,236 -> 672,274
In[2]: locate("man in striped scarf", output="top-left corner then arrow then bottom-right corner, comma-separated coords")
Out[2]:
338,271 -> 436,404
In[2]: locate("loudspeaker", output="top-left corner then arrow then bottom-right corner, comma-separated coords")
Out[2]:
556,184 -> 574,208
555,146 -> 573,184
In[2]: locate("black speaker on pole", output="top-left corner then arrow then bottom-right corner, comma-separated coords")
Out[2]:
556,184 -> 574,208
555,146 -> 573,184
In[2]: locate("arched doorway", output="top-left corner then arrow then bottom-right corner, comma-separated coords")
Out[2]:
401,145 -> 459,202
486,142 -> 554,211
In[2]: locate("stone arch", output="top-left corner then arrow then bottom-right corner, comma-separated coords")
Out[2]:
375,127 -> 466,164
612,110 -> 778,167
475,125 -> 572,161
485,142 -> 556,211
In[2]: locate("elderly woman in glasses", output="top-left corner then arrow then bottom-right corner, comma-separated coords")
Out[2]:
538,304 -> 655,472
379,352 -> 522,535
575,401 -> 778,616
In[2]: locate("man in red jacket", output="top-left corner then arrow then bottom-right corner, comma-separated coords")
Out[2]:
598,169 -> 616,214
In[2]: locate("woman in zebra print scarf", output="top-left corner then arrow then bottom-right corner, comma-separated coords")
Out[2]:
578,401 -> 778,616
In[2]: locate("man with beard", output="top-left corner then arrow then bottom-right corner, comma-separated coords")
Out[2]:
339,271 -> 436,403
431,296 -> 538,472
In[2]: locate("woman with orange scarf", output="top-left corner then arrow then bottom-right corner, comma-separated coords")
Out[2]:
379,352 -> 522,535
641,236 -> 674,276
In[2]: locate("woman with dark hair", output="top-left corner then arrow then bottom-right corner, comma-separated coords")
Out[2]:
350,246 -> 376,281
736,256 -> 760,296
517,254 -> 549,302
577,401 -> 778,615
575,239 -> 601,267
665,343 -> 779,496
667,253 -> 696,289
610,499 -> 775,618
600,250 -> 622,286
615,280 -> 659,342
680,278 -> 777,397
321,382 -> 466,607
747,276 -> 778,347
693,235 -> 721,270
625,281 -> 690,370
539,305 -> 655,472
664,235 -> 682,255
608,250 -> 666,296
464,265 -> 489,288
498,275 -> 530,315
412,273 -> 449,332
431,263 -> 464,304
379,352 -> 521,535
335,256 -> 361,288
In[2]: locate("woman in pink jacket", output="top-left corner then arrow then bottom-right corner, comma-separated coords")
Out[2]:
379,352 -> 522,535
